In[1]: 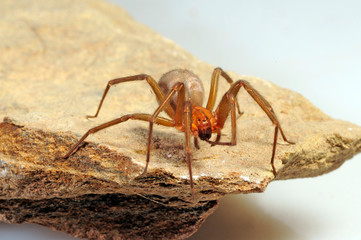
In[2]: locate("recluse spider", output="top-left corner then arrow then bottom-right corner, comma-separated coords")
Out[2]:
62,67 -> 294,198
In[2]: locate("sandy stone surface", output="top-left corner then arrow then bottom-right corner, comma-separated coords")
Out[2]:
0,0 -> 361,239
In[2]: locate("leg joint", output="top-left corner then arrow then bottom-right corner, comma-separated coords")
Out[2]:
149,116 -> 155,124
226,92 -> 236,104
235,80 -> 247,87
214,67 -> 223,73
142,74 -> 151,82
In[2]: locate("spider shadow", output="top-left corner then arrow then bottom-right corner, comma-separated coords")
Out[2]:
129,126 -> 188,161
189,195 -> 305,240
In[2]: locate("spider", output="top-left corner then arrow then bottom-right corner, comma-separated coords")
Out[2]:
62,67 -> 294,197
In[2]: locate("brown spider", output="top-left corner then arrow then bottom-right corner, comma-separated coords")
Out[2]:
62,68 -> 294,197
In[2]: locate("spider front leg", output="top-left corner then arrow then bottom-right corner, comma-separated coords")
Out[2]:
205,67 -> 243,145
143,82 -> 195,200
142,82 -> 185,174
205,92 -> 238,146
206,67 -> 242,115
211,80 -> 294,176
183,101 -> 194,200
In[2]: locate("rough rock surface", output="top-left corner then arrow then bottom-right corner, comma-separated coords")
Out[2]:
0,0 -> 361,239
0,194 -> 217,240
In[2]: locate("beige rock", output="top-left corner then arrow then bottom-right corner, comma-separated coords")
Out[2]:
0,0 -> 360,239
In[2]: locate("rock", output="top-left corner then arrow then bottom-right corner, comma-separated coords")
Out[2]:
0,194 -> 217,240
0,0 -> 360,239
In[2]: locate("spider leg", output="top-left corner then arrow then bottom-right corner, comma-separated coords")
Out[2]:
62,114 -> 174,159
145,80 -> 195,199
143,82 -> 185,175
184,101 -> 194,200
232,80 -> 293,144
206,67 -> 241,115
206,92 -> 237,146
87,74 -> 175,120
143,82 -> 195,200
212,80 -> 294,175
194,137 -> 200,149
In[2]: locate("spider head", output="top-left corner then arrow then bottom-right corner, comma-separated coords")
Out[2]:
192,106 -> 216,141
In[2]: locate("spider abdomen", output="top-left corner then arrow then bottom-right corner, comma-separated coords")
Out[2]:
158,69 -> 205,110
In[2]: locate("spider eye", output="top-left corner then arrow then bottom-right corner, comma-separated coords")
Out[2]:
198,118 -> 201,121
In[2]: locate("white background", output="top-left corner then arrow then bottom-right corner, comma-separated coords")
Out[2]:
1,1 -> 361,239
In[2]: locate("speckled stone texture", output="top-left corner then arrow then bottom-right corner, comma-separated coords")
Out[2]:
0,0 -> 361,239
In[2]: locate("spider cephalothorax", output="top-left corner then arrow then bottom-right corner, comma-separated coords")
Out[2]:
62,67 -> 294,199
192,106 -> 216,140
